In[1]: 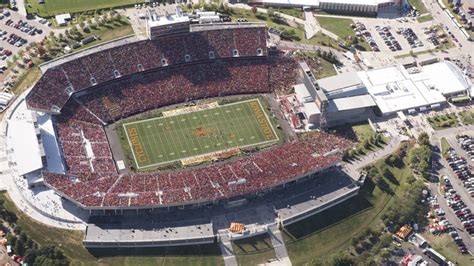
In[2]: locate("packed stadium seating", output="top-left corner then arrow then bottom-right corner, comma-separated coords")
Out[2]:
55,119 -> 116,175
76,58 -> 276,123
26,27 -> 267,112
29,24 -> 355,209
43,130 -> 353,208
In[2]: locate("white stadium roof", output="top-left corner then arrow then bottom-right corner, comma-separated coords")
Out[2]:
7,100 -> 43,176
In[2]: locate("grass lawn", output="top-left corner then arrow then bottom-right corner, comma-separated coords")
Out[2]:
79,24 -> 134,50
231,8 -> 341,50
300,51 -> 337,78
316,16 -> 371,51
421,233 -> 473,266
417,14 -> 434,23
274,7 -> 304,19
0,192 -> 224,266
283,148 -> 412,264
408,0 -> 428,14
440,138 -> 452,158
344,123 -> 387,160
233,233 -> 277,265
9,66 -> 42,95
121,98 -> 279,169
26,0 -> 145,17
458,110 -> 474,125
427,113 -> 459,130
316,17 -> 354,40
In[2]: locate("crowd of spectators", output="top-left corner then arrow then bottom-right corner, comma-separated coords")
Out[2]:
43,130 -> 353,208
25,27 -> 267,112
77,59 -> 275,123
55,119 -> 116,176
21,24 -> 354,209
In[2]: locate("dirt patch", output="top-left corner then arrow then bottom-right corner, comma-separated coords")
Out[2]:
193,127 -> 212,137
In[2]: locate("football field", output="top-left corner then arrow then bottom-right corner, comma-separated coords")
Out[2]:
123,99 -> 279,169
26,0 -> 145,16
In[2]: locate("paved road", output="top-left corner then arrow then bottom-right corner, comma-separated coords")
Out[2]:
432,126 -> 474,211
427,180 -> 474,254
422,0 -> 472,51
268,224 -> 292,266
218,231 -> 238,266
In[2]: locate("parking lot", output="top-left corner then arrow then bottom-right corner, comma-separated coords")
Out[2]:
0,7 -> 52,71
355,17 -> 438,54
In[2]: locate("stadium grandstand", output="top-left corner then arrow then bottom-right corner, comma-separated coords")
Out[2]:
18,18 -> 356,215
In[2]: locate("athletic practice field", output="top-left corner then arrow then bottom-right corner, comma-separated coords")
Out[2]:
123,99 -> 279,169
26,0 -> 145,16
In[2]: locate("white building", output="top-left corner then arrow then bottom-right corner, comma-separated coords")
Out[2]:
358,61 -> 472,115
296,60 -> 471,128
145,7 -> 190,39
248,0 -> 400,15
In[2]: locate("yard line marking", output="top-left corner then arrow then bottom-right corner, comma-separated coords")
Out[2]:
170,152 -> 175,155
214,112 -> 219,115
193,116 -> 197,119
125,98 -> 280,169
182,150 -> 186,153
181,119 -> 186,122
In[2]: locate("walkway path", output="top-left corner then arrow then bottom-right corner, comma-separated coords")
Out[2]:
268,224 -> 292,266
344,134 -> 408,179
228,3 -> 339,41
218,231 -> 238,266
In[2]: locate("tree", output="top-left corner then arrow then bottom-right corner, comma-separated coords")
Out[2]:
380,249 -> 391,261
351,37 -> 359,46
267,7 -> 275,18
332,253 -> 354,266
251,5 -> 257,14
418,132 -> 430,146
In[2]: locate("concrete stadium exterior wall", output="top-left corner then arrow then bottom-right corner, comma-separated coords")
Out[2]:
281,185 -> 360,226
83,236 -> 215,248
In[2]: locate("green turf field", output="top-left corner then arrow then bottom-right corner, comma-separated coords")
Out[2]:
26,0 -> 145,16
123,99 -> 279,169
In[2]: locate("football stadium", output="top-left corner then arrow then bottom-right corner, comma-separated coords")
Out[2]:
5,6 -> 472,249
14,10 -> 359,214
0,6 -> 366,247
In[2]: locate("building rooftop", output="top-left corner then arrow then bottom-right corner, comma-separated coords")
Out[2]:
7,100 -> 43,176
294,83 -> 313,103
327,94 -> 376,113
147,8 -> 189,27
318,72 -> 363,93
358,62 -> 471,114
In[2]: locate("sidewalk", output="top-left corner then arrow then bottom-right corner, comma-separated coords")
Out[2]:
268,224 -> 292,266
344,134 -> 408,179
218,231 -> 238,266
